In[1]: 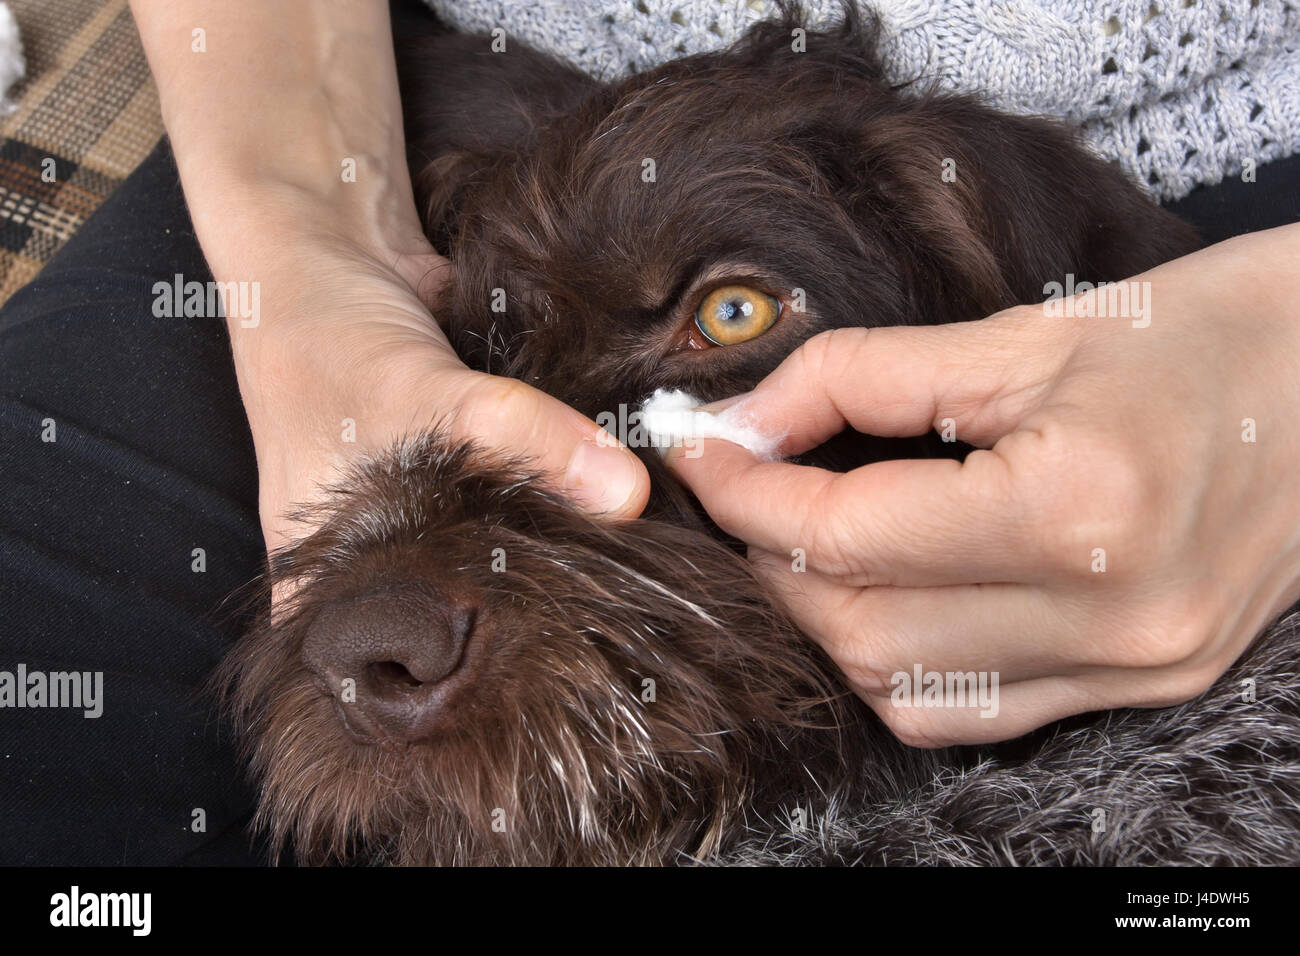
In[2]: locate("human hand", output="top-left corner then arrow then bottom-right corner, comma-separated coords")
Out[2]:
231,233 -> 651,562
131,0 -> 649,574
667,224 -> 1300,747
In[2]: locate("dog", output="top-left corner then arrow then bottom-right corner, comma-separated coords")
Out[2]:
218,4 -> 1300,865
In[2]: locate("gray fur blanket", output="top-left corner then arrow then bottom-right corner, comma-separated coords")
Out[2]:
722,608 -> 1300,865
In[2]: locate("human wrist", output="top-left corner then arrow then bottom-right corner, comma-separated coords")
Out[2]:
184,163 -> 430,293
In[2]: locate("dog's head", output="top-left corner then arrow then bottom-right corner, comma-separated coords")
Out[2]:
220,5 -> 1198,865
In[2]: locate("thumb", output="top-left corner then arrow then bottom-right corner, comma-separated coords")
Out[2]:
700,310 -> 1065,457
453,372 -> 651,518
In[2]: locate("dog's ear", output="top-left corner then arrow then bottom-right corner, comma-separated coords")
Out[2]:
838,99 -> 1201,321
754,6 -> 1199,320
724,1 -> 890,86
395,27 -> 603,249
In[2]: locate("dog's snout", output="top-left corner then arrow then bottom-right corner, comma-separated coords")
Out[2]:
302,589 -> 479,743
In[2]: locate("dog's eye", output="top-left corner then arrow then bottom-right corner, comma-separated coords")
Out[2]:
694,286 -> 781,346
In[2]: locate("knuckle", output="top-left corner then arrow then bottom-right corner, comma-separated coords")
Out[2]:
478,374 -> 537,418
798,481 -> 874,580
842,650 -> 964,749
1103,595 -> 1221,670
1141,662 -> 1223,707
797,327 -> 866,385
460,375 -> 552,443
807,325 -> 868,359
1031,430 -> 1164,574
803,515 -> 860,580
872,702 -> 956,749
838,652 -> 897,697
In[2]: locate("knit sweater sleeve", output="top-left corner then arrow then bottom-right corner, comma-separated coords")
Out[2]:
421,0 -> 1300,201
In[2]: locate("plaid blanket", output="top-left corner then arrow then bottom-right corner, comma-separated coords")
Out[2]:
0,0 -> 162,305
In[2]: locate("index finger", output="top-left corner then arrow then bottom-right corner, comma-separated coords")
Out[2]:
708,317 -> 1062,459
666,435 -> 1040,587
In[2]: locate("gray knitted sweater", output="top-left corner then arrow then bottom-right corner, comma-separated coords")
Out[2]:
425,0 -> 1300,201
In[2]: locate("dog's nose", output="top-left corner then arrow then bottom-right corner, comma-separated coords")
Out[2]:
302,589 -> 479,743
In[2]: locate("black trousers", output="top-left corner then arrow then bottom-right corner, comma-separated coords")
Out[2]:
0,144 -> 263,864
2,137 -> 1298,865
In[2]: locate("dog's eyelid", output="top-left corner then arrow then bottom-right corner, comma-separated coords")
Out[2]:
689,271 -> 784,300
678,268 -> 789,321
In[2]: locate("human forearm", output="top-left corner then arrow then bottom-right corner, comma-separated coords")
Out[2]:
128,0 -> 427,288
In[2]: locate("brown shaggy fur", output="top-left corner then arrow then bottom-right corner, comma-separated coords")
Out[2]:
217,4 -> 1230,866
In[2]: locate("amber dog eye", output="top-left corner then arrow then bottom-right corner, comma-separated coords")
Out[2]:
694,285 -> 781,346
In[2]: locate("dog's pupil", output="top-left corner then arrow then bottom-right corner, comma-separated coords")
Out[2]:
718,299 -> 752,323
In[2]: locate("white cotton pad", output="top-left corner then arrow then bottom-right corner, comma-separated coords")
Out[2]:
638,388 -> 785,461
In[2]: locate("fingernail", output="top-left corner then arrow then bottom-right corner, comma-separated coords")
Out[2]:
563,438 -> 641,514
695,390 -> 753,415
